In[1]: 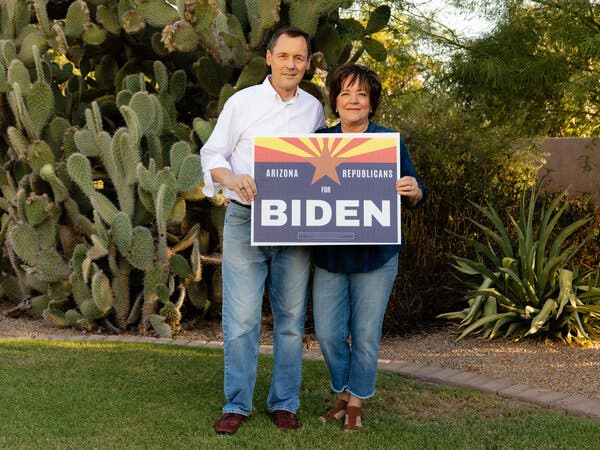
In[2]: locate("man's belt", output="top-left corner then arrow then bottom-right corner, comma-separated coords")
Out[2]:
230,199 -> 251,209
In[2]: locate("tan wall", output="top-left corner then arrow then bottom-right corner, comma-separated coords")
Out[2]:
537,137 -> 600,202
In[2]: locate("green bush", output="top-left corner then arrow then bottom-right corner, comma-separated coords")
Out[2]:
539,189 -> 600,271
438,185 -> 600,345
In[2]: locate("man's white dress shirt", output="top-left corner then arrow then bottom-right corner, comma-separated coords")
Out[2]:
200,76 -> 326,201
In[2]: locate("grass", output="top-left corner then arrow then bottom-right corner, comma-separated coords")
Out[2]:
1,339 -> 599,449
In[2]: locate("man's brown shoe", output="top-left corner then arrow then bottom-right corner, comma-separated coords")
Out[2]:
271,410 -> 299,430
214,413 -> 246,435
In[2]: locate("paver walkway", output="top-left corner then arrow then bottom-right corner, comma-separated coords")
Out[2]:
4,333 -> 600,420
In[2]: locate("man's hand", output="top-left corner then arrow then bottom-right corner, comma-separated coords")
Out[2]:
211,168 -> 257,203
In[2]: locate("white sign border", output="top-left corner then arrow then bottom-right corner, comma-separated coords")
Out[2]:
250,132 -> 402,246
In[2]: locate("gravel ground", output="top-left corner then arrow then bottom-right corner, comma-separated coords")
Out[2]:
1,303 -> 598,400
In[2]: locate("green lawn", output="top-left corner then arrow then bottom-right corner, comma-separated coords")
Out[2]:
1,339 -> 598,449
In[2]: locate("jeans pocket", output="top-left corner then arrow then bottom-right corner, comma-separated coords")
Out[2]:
225,204 -> 251,226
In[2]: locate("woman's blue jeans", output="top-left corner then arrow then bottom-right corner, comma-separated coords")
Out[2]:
221,202 -> 309,416
312,254 -> 398,399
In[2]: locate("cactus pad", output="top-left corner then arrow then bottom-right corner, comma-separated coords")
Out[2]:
9,222 -> 39,264
127,226 -> 155,270
67,153 -> 96,198
0,64 -> 6,92
153,60 -> 169,93
187,280 -> 208,309
71,273 -> 91,306
184,0 -> 218,32
30,294 -> 51,319
111,212 -> 133,255
65,308 -> 84,326
129,91 -> 156,136
160,300 -> 181,327
91,192 -> 120,225
169,253 -> 192,278
82,24 -> 108,46
92,271 -> 114,313
235,57 -> 268,90
137,0 -> 180,28
46,117 -> 70,152
25,193 -> 50,226
192,117 -> 214,144
43,308 -> 69,327
7,59 -> 31,95
176,154 -> 202,192
155,283 -> 170,303
120,9 -> 146,34
80,298 -> 105,320
365,4 -> 391,34
169,140 -> 191,175
161,20 -> 199,53
19,29 -> 48,68
362,37 -> 387,62
38,249 -> 70,282
96,5 -> 121,35
64,0 -> 90,39
193,56 -> 223,96
148,313 -> 172,337
169,69 -> 186,102
169,196 -> 186,222
28,141 -> 55,172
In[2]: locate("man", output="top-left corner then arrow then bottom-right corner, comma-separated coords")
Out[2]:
200,26 -> 325,435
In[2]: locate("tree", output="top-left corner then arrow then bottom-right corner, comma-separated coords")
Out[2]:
447,0 -> 600,136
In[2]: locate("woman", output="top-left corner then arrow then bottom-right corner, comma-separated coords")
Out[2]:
313,63 -> 425,431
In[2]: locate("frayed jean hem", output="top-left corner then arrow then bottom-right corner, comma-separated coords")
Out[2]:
222,407 -> 250,416
346,387 -> 375,400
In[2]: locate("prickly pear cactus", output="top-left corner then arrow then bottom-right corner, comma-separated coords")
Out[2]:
0,0 -> 389,336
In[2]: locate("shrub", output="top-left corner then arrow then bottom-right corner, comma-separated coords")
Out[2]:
438,185 -> 600,345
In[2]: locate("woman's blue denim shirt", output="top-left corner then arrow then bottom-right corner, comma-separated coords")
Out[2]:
312,122 -> 426,273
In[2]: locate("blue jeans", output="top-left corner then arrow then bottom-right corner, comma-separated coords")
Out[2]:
312,254 -> 398,399
221,202 -> 310,415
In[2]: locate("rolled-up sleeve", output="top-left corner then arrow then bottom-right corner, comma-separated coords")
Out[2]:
200,99 -> 238,197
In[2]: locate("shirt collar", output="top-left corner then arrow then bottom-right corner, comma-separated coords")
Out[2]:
263,76 -> 299,104
330,121 -> 374,133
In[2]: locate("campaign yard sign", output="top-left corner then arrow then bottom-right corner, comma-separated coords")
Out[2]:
251,133 -> 401,245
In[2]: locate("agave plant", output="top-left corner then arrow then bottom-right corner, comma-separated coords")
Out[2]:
439,185 -> 600,345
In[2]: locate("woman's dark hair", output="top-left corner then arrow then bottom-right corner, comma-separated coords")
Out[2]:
329,63 -> 382,119
267,26 -> 311,56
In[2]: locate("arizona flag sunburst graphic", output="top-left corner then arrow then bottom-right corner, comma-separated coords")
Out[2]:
252,133 -> 401,246
254,136 -> 399,185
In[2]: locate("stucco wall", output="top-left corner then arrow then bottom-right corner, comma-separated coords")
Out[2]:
537,137 -> 600,202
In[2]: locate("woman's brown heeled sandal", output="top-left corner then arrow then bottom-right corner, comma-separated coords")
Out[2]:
319,399 -> 348,423
343,405 -> 362,431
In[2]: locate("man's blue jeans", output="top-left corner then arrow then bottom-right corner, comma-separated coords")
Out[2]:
221,202 -> 309,416
312,254 -> 398,399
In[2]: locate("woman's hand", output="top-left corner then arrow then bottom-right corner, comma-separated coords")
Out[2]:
396,176 -> 422,206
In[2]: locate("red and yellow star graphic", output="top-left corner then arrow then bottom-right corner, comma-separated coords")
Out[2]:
307,139 -> 344,184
